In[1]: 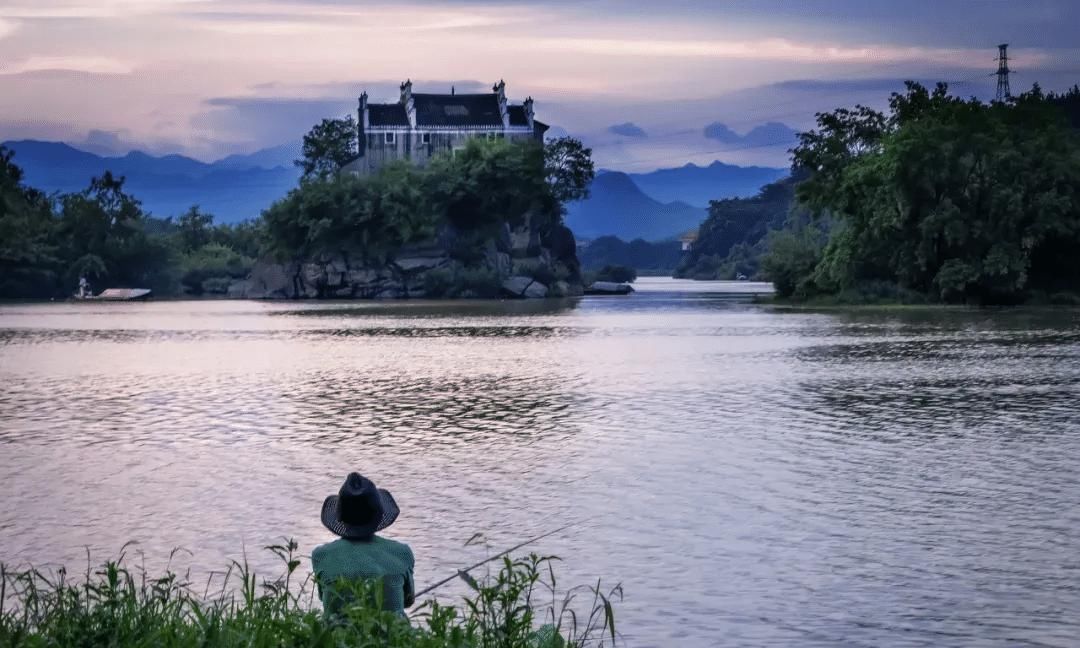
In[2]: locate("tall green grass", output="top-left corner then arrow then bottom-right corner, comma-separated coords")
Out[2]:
0,540 -> 621,647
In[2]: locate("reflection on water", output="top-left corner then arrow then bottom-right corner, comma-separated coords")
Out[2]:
1,279 -> 1079,647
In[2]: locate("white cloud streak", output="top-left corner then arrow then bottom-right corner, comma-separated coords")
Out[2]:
519,37 -> 1050,68
0,56 -> 135,75
0,0 -> 207,20
0,17 -> 17,39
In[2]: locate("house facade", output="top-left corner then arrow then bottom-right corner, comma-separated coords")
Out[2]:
341,80 -> 548,176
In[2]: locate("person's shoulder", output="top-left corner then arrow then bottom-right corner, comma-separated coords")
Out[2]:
376,536 -> 415,563
311,538 -> 344,562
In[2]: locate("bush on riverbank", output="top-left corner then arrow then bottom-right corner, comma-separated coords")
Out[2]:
587,265 -> 637,284
0,541 -> 620,647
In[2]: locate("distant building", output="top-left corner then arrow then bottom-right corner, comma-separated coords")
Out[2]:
342,80 -> 549,176
679,230 -> 699,252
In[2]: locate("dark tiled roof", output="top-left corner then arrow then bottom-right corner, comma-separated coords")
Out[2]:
507,105 -> 529,127
534,120 -> 550,134
412,93 -> 503,127
368,103 -> 408,127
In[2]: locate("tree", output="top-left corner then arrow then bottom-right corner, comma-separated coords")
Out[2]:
176,205 -> 214,252
296,116 -> 359,181
57,172 -> 177,293
0,146 -> 59,297
544,137 -> 595,204
429,138 -> 551,234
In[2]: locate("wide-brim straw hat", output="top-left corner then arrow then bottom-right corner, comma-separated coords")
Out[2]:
321,472 -> 400,539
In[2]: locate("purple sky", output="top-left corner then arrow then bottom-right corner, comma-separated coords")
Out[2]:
1,0 -> 1078,170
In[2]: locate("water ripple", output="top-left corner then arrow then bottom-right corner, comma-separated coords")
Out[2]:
1,292 -> 1079,647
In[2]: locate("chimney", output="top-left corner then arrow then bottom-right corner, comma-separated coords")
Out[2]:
523,96 -> 535,129
494,79 -> 508,127
357,91 -> 368,157
400,79 -> 416,128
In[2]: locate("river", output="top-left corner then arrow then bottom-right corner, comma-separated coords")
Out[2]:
1,278 -> 1078,647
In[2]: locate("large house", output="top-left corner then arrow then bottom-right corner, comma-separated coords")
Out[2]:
342,80 -> 549,176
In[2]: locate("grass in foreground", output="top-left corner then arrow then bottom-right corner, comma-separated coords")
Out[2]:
0,540 -> 621,647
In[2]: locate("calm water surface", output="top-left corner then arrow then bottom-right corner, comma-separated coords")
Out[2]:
2,278 -> 1079,647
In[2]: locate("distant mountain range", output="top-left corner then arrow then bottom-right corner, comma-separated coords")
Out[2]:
3,139 -> 785,240
564,172 -> 707,242
2,140 -> 300,222
627,160 -> 786,208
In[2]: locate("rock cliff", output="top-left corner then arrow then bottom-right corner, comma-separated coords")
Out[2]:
229,215 -> 583,300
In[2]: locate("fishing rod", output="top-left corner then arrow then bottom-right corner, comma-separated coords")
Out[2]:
415,524 -> 570,598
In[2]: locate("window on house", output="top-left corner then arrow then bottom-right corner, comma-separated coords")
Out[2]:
488,133 -> 496,141
385,132 -> 395,144
422,133 -> 431,144
496,133 -> 505,139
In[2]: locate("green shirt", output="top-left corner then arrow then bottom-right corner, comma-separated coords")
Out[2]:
311,535 -> 415,617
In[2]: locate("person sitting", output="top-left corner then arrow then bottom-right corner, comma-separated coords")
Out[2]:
311,472 -> 415,617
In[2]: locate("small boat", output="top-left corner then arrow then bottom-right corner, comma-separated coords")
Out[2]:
74,288 -> 152,301
584,281 -> 634,296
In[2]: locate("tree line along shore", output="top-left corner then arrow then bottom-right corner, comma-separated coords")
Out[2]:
0,132 -> 595,301
680,83 -> 1080,306
2,83 -> 1079,305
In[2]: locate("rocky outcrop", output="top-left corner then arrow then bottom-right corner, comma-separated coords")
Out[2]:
230,213 -> 584,300
501,276 -> 549,299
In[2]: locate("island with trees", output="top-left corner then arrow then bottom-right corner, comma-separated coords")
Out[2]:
0,119 -> 596,300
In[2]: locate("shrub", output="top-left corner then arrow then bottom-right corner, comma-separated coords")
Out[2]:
180,243 -> 254,294
593,265 -> 636,283
761,228 -> 822,298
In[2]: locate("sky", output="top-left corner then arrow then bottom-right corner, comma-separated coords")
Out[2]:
1,0 -> 1079,170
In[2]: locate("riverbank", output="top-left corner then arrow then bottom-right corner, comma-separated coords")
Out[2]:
756,290 -> 1080,308
0,542 -> 618,648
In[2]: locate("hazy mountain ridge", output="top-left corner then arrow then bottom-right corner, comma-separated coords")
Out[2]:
564,171 -> 706,242
2,140 -> 301,222
4,139 -> 785,239
627,160 -> 786,208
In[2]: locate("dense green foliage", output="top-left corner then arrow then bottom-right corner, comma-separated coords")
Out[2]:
771,82 -> 1080,304
264,162 -> 437,265
0,542 -> 620,647
264,137 -> 586,269
677,84 -> 1080,300
1049,85 -> 1080,129
0,148 -> 59,297
579,236 -> 682,273
0,149 -> 260,299
674,177 -> 801,280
